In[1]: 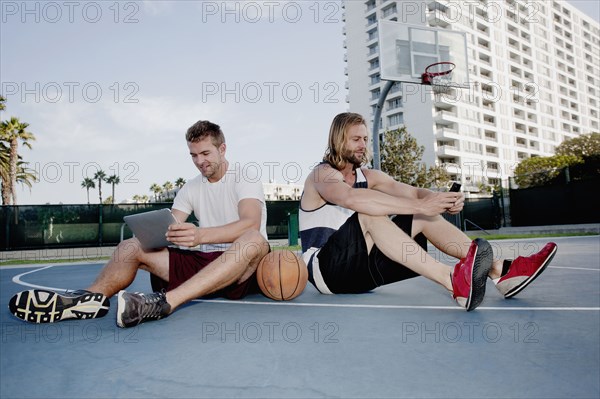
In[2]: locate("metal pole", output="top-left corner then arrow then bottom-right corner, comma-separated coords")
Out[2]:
371,80 -> 395,170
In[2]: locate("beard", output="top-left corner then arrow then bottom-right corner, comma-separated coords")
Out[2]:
199,161 -> 222,180
342,148 -> 365,168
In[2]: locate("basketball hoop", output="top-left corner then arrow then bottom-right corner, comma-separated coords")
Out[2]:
422,61 -> 456,94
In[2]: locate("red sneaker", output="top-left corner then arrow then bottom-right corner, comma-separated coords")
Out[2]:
452,238 -> 493,311
495,242 -> 557,298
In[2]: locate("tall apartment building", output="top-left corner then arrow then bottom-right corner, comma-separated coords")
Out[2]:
343,0 -> 600,191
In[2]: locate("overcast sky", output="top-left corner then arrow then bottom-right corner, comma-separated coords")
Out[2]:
1,0 -> 598,205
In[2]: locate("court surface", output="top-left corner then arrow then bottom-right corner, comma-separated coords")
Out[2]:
1,236 -> 599,399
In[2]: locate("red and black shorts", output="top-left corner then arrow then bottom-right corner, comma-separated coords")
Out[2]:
150,247 -> 260,300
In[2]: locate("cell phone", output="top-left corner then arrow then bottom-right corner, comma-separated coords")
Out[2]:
449,182 -> 461,192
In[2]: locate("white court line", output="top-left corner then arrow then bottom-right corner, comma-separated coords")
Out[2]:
10,265 -> 600,312
192,299 -> 600,311
550,266 -> 599,271
11,266 -> 68,293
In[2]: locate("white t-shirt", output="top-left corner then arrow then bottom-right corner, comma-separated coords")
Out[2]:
172,164 -> 268,252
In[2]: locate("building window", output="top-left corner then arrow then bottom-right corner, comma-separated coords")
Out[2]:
388,113 -> 404,126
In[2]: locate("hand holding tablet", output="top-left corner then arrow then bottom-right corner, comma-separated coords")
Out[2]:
123,209 -> 179,250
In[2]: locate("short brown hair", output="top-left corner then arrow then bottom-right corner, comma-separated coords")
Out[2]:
186,120 -> 225,146
323,112 -> 370,169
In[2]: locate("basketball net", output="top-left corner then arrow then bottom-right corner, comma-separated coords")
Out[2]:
431,72 -> 454,94
422,62 -> 456,95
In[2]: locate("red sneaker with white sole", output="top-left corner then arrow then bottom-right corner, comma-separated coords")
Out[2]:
452,238 -> 493,311
495,242 -> 557,298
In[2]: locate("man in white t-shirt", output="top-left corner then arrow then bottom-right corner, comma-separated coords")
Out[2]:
8,120 -> 270,328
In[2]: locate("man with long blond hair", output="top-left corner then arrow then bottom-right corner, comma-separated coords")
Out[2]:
299,112 -> 557,311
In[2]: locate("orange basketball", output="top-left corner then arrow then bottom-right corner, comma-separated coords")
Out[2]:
257,250 -> 308,301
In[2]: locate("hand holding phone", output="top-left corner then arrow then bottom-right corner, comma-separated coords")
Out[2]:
449,182 -> 461,192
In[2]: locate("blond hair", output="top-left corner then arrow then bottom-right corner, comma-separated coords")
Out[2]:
323,112 -> 371,169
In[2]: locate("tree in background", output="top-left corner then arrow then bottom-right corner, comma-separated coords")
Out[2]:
162,181 -> 174,200
0,96 -> 7,203
514,155 -> 582,188
132,194 -> 149,203
0,142 -> 10,204
514,133 -> 599,188
0,116 -> 36,205
81,177 -> 96,204
106,174 -> 121,204
555,132 -> 600,158
93,170 -> 107,204
380,127 -> 450,189
175,177 -> 186,188
150,183 -> 163,201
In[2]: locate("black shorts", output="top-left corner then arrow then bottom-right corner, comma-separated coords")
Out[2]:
149,247 -> 260,300
315,213 -> 427,294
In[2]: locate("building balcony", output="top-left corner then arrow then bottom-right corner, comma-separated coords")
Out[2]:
482,102 -> 496,111
435,110 -> 458,122
435,127 -> 460,140
428,10 -> 450,28
433,94 -> 456,106
437,145 -> 461,157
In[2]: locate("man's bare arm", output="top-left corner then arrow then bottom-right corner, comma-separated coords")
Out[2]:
312,164 -> 458,216
166,198 -> 263,247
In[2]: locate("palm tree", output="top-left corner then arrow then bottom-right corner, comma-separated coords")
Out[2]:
0,95 -> 6,111
81,177 -> 96,204
162,181 -> 174,200
175,177 -> 186,188
105,174 -> 121,204
150,183 -> 162,202
15,160 -> 36,196
0,142 -> 9,205
1,148 -> 36,205
93,170 -> 107,204
0,117 -> 36,205
140,194 -> 149,203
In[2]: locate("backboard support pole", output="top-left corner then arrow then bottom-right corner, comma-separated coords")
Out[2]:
372,80 -> 395,170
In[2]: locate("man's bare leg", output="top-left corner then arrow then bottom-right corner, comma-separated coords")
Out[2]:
86,238 -> 170,298
6,238 -> 165,324
115,230 -> 269,328
358,214 -> 454,292
413,214 -> 503,279
165,230 -> 269,310
359,213 -> 494,311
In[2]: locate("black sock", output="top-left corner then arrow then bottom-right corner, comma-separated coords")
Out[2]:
501,260 -> 512,277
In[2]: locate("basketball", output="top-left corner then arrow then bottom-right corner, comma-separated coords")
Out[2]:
257,250 -> 308,301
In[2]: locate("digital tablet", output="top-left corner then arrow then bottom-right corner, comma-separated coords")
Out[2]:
123,209 -> 179,250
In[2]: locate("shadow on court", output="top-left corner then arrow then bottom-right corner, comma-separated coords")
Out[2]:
1,236 -> 599,399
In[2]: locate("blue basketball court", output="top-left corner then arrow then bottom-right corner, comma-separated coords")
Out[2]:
1,236 -> 598,398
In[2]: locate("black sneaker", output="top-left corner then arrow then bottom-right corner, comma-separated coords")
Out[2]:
8,289 -> 110,323
116,290 -> 171,328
